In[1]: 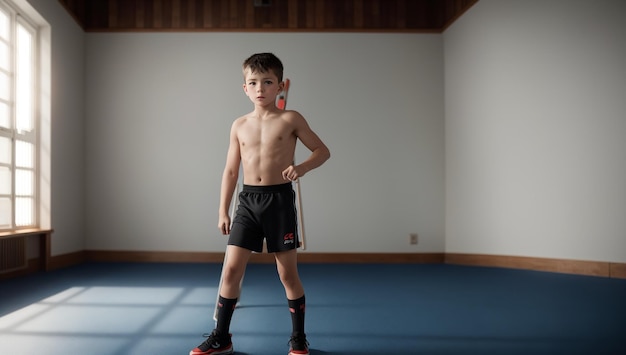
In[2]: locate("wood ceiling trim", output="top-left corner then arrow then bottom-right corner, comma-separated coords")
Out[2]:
58,0 -> 478,33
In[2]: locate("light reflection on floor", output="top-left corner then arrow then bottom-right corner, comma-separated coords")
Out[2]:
0,286 -> 217,355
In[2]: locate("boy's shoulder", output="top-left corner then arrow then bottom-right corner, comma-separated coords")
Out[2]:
233,109 -> 304,124
232,112 -> 252,127
279,109 -> 305,122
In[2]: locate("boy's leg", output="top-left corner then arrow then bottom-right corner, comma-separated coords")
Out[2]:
274,248 -> 304,300
214,184 -> 243,322
220,245 -> 251,298
215,245 -> 251,333
275,249 -> 309,355
190,246 -> 251,355
216,245 -> 252,334
213,248 -> 244,322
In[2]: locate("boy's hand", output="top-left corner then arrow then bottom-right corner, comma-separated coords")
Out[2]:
282,165 -> 303,181
218,215 -> 231,235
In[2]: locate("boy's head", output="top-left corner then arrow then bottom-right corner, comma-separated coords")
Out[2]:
242,53 -> 284,82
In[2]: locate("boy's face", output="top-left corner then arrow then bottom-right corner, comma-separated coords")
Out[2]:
242,68 -> 284,107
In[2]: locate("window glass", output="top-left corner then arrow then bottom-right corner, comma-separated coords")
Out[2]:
0,9 -> 8,41
16,23 -> 33,132
15,196 -> 32,226
0,166 -> 10,194
15,140 -> 33,168
0,101 -> 9,128
0,71 -> 9,101
0,136 -> 10,163
0,41 -> 9,71
15,168 -> 32,195
0,197 -> 10,228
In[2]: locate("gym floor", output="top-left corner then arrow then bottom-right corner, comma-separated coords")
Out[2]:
1,262 -> 625,354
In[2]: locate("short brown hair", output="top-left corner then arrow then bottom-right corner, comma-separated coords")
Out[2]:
242,53 -> 284,82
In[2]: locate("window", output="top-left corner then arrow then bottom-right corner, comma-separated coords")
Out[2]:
0,0 -> 38,231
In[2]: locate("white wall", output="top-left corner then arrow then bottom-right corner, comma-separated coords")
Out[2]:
444,0 -> 626,262
26,0 -> 86,256
21,0 -> 624,263
83,33 -> 446,253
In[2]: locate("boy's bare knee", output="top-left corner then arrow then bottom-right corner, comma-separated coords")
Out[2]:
278,271 -> 301,288
222,265 -> 243,286
279,272 -> 294,285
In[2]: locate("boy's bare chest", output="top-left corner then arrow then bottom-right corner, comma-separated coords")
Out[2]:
239,120 -> 294,147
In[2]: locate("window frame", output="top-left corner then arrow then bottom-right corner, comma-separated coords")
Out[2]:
0,0 -> 40,232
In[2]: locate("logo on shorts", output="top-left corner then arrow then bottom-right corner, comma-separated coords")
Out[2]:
283,233 -> 295,245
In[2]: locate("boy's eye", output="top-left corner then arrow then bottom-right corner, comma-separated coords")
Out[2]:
248,82 -> 256,86
264,80 -> 273,85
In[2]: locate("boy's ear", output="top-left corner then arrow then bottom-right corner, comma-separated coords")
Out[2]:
279,80 -> 285,92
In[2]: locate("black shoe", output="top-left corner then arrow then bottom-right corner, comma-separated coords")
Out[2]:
288,333 -> 309,355
189,329 -> 233,355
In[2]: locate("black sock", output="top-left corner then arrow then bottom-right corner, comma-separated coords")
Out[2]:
288,295 -> 306,336
216,296 -> 238,336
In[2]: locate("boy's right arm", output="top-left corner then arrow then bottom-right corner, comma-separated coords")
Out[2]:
218,123 -> 241,235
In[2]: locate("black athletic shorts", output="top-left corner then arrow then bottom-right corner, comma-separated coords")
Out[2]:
228,183 -> 300,253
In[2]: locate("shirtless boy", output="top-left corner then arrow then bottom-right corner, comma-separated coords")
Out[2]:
190,53 -> 330,355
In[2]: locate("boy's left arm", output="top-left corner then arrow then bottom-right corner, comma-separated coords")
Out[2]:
283,112 -> 330,181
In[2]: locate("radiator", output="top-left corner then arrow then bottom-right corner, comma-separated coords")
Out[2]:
0,236 -> 28,273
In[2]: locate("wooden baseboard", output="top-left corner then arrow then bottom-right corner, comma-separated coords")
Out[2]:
48,251 -> 86,271
9,250 -> 624,280
444,253 -> 625,278
83,250 -> 445,264
296,252 -> 445,264
610,262 -> 626,279
85,250 -> 226,263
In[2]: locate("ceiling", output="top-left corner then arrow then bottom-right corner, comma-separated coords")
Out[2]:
58,0 -> 478,32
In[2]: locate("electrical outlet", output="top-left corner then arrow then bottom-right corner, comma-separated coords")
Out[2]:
409,233 -> 418,245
